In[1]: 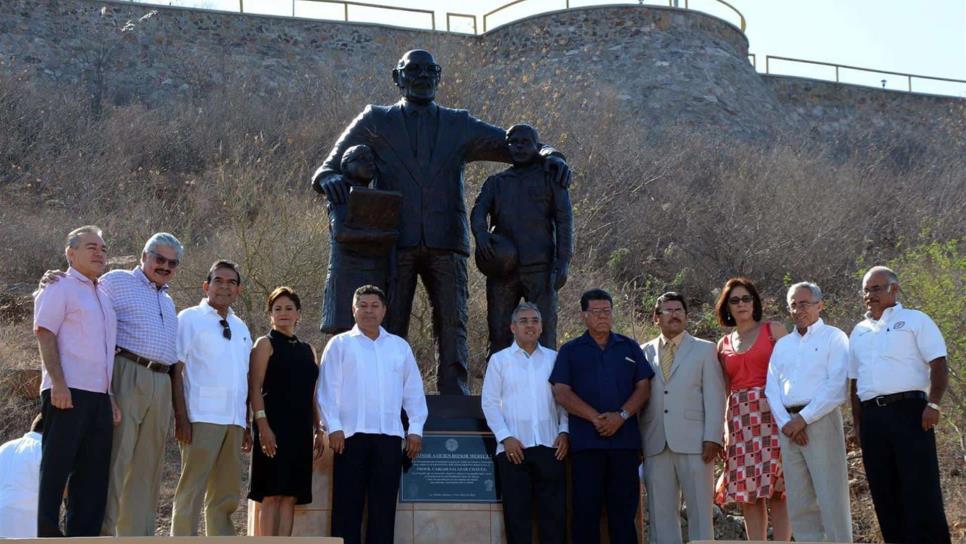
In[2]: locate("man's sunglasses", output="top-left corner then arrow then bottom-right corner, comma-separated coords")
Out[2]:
220,319 -> 232,340
149,251 -> 180,268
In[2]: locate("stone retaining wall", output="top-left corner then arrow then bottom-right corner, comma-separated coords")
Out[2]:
2,0 -> 961,144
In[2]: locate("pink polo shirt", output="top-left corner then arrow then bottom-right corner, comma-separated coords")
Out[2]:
33,267 -> 117,394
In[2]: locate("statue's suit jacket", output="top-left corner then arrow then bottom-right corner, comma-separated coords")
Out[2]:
314,101 -> 521,257
638,333 -> 726,457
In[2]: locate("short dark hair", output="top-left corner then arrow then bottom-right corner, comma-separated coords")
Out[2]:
353,284 -> 387,306
715,277 -> 763,327
31,412 -> 44,434
580,288 -> 613,311
206,260 -> 241,284
506,123 -> 539,143
267,286 -> 301,313
653,291 -> 688,317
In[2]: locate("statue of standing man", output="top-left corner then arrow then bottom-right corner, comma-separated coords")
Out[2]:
313,50 -> 571,395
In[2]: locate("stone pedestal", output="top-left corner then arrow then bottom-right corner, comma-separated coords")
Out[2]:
248,396 -> 509,542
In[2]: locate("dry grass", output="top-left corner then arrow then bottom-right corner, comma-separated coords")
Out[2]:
0,59 -> 964,540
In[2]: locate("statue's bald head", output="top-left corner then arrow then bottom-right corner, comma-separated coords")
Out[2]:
393,50 -> 441,104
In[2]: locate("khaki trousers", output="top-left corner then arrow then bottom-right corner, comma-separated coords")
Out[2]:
170,422 -> 244,536
102,355 -> 172,536
778,408 -> 853,543
643,447 -> 715,544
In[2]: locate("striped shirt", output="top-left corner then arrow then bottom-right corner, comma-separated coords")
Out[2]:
100,267 -> 178,365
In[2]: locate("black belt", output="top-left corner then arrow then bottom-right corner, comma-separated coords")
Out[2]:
116,347 -> 171,374
786,405 -> 807,414
861,390 -> 926,409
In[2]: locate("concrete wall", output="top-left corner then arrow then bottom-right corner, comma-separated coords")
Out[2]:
2,0 -> 962,145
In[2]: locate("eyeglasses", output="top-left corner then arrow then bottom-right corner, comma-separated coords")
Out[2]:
219,319 -> 232,340
584,308 -> 613,317
788,301 -> 819,310
515,317 -> 542,325
862,283 -> 892,295
402,63 -> 441,76
149,251 -> 180,268
656,308 -> 686,316
728,295 -> 754,305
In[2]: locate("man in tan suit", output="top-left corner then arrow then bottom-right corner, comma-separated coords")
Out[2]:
639,292 -> 726,543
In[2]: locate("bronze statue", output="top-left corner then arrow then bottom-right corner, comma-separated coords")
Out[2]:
471,124 -> 573,359
312,50 -> 571,394
320,144 -> 401,335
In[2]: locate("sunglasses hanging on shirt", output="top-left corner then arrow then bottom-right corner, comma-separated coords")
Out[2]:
219,318 -> 232,340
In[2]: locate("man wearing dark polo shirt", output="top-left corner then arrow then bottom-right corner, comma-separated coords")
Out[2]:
550,289 -> 653,544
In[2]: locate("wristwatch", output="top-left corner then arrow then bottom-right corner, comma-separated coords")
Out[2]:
619,409 -> 630,420
927,402 -> 941,412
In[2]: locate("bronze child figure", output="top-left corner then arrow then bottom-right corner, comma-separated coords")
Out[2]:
471,124 -> 573,359
320,144 -> 401,334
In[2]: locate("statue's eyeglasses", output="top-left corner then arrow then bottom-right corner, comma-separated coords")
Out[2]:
402,63 -> 441,76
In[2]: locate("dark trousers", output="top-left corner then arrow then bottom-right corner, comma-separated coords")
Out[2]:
387,246 -> 469,394
860,397 -> 950,544
571,449 -> 640,544
37,388 -> 113,537
496,446 -> 566,544
485,268 -> 558,359
331,433 -> 402,544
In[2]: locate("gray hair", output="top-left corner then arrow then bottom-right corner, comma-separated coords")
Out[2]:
143,232 -> 184,260
863,265 -> 899,286
66,225 -> 103,249
786,282 -> 823,304
511,302 -> 542,322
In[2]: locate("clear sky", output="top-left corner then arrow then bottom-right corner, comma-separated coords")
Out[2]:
153,0 -> 966,96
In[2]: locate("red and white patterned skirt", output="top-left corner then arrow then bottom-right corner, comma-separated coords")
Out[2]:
716,386 -> 785,504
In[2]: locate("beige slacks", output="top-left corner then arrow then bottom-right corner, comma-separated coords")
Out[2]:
778,408 -> 853,543
170,422 -> 244,536
102,355 -> 172,536
643,447 -> 715,544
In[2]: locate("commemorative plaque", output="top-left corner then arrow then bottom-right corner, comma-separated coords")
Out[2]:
400,432 -> 498,503
400,395 -> 499,503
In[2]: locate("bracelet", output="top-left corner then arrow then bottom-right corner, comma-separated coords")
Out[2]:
254,409 -> 267,420
927,402 -> 941,412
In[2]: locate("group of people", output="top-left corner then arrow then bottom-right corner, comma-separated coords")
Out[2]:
479,273 -> 951,544
17,227 -> 323,538
7,219 -> 951,544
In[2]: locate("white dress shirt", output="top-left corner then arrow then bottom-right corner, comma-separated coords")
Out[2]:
482,342 -> 568,455
176,299 -> 253,427
0,431 -> 42,537
317,325 -> 427,439
849,303 -> 947,401
766,318 -> 849,429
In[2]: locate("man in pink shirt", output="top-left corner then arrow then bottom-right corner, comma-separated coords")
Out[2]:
33,225 -> 120,537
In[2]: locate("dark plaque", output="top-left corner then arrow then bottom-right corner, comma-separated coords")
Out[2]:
400,432 -> 498,503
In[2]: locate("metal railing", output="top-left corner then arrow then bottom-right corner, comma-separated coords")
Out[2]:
482,0 -> 745,33
115,1 -> 966,98
764,55 -> 966,94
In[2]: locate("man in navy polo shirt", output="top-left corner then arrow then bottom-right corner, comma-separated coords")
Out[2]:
550,289 -> 653,544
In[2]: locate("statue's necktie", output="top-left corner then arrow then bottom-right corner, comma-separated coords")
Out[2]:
416,109 -> 431,164
661,341 -> 676,381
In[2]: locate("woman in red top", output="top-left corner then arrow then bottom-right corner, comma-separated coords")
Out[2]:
715,277 -> 790,541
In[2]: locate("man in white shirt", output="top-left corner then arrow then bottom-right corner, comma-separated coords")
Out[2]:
848,266 -> 950,544
481,302 -> 569,544
317,284 -> 428,544
765,282 -> 852,542
0,414 -> 43,537
639,292 -> 725,544
170,260 -> 253,536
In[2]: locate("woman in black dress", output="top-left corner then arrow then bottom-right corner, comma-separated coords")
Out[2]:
248,287 -> 323,535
